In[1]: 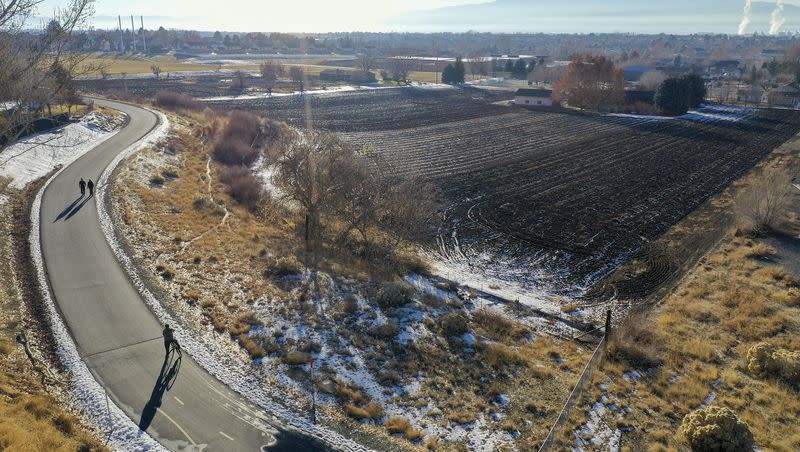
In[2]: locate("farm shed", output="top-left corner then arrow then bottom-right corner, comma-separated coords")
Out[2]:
766,84 -> 800,108
515,88 -> 553,107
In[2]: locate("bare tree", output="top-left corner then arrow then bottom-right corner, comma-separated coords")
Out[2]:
0,0 -> 97,149
356,53 -> 375,73
230,70 -> 247,92
289,66 -> 305,92
386,58 -> 413,85
273,133 -> 349,250
259,60 -> 284,95
736,167 -> 793,234
151,64 -> 161,79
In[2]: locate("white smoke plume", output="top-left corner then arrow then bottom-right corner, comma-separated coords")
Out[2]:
771,0 -> 786,35
739,0 -> 753,36
739,0 -> 753,35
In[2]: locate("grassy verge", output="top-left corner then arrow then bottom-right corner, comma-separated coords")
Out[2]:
0,177 -> 106,451
559,138 -> 800,450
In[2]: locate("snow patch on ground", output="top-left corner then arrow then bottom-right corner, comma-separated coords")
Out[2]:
0,111 -> 125,189
96,109 -> 369,451
199,82 -> 451,101
28,137 -> 165,450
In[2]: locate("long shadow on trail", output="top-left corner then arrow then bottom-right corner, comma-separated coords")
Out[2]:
53,195 -> 85,222
139,348 -> 181,431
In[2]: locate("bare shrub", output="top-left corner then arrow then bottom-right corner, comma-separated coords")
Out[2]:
376,282 -> 414,308
269,256 -> 303,277
607,314 -> 663,368
439,312 -> 469,337
213,139 -> 258,166
155,91 -> 203,111
213,111 -> 261,165
681,406 -> 754,452
472,309 -> 527,341
219,165 -> 263,208
736,167 -> 793,235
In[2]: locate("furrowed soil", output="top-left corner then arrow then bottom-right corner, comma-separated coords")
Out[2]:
559,136 -> 800,451
207,88 -> 800,299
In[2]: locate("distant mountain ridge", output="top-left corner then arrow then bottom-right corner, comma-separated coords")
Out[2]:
389,0 -> 800,34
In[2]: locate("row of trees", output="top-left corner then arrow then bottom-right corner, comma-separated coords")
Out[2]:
654,74 -> 706,116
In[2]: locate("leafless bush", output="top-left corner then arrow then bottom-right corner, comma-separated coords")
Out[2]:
607,314 -> 663,368
219,165 -> 264,208
155,91 -> 203,111
213,139 -> 258,166
736,167 -> 793,235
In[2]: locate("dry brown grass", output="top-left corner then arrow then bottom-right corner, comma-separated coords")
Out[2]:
563,233 -> 800,450
0,188 -> 106,451
560,134 -> 800,450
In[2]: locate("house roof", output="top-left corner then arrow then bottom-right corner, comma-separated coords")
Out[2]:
516,88 -> 552,97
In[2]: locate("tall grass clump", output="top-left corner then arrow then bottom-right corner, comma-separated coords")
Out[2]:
213,111 -> 261,166
155,91 -> 204,111
736,167 -> 792,235
219,165 -> 264,208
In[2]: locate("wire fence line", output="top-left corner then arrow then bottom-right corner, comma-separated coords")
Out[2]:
539,335 -> 608,451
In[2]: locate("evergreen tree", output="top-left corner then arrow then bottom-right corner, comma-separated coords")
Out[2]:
655,78 -> 689,116
453,56 -> 466,84
504,59 -> 514,73
681,73 -> 706,108
442,64 -> 456,84
513,59 -> 528,79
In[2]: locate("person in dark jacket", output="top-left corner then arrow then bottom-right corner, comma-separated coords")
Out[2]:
87,179 -> 94,196
163,324 -> 176,353
79,178 -> 86,196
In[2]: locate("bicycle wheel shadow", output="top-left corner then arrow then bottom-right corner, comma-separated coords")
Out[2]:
139,347 -> 182,431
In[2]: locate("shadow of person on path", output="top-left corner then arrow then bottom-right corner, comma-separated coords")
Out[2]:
53,195 -> 84,222
62,195 -> 93,221
138,347 -> 182,431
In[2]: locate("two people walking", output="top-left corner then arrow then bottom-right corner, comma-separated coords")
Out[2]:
78,177 -> 95,197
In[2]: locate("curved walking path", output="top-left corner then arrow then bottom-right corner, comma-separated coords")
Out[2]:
39,99 -> 326,451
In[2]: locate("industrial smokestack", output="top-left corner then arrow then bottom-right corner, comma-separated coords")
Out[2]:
118,15 -> 124,52
771,0 -> 786,35
130,15 -> 136,52
141,16 -> 147,53
738,0 -> 752,35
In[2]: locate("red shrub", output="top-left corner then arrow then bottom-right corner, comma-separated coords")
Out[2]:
222,111 -> 260,142
213,138 -> 259,166
220,165 -> 264,208
155,91 -> 203,111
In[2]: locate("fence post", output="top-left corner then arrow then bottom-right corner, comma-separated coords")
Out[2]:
604,309 -> 612,342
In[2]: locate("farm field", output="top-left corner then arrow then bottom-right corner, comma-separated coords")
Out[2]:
207,87 -> 800,295
205,86 -> 514,131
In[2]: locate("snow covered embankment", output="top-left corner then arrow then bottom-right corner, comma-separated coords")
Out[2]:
96,110 -> 370,451
0,111 -> 125,190
26,110 -> 166,450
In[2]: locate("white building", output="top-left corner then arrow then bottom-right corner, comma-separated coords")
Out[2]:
514,88 -> 553,107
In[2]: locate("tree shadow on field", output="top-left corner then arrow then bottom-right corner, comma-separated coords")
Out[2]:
139,348 -> 182,431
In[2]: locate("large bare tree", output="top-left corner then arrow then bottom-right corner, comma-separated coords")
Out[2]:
0,0 -> 97,149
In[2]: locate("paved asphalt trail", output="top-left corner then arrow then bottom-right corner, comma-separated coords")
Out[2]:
39,99 -> 327,451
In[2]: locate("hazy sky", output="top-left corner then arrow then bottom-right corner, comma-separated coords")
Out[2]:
37,0 -> 490,32
31,0 -> 800,33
